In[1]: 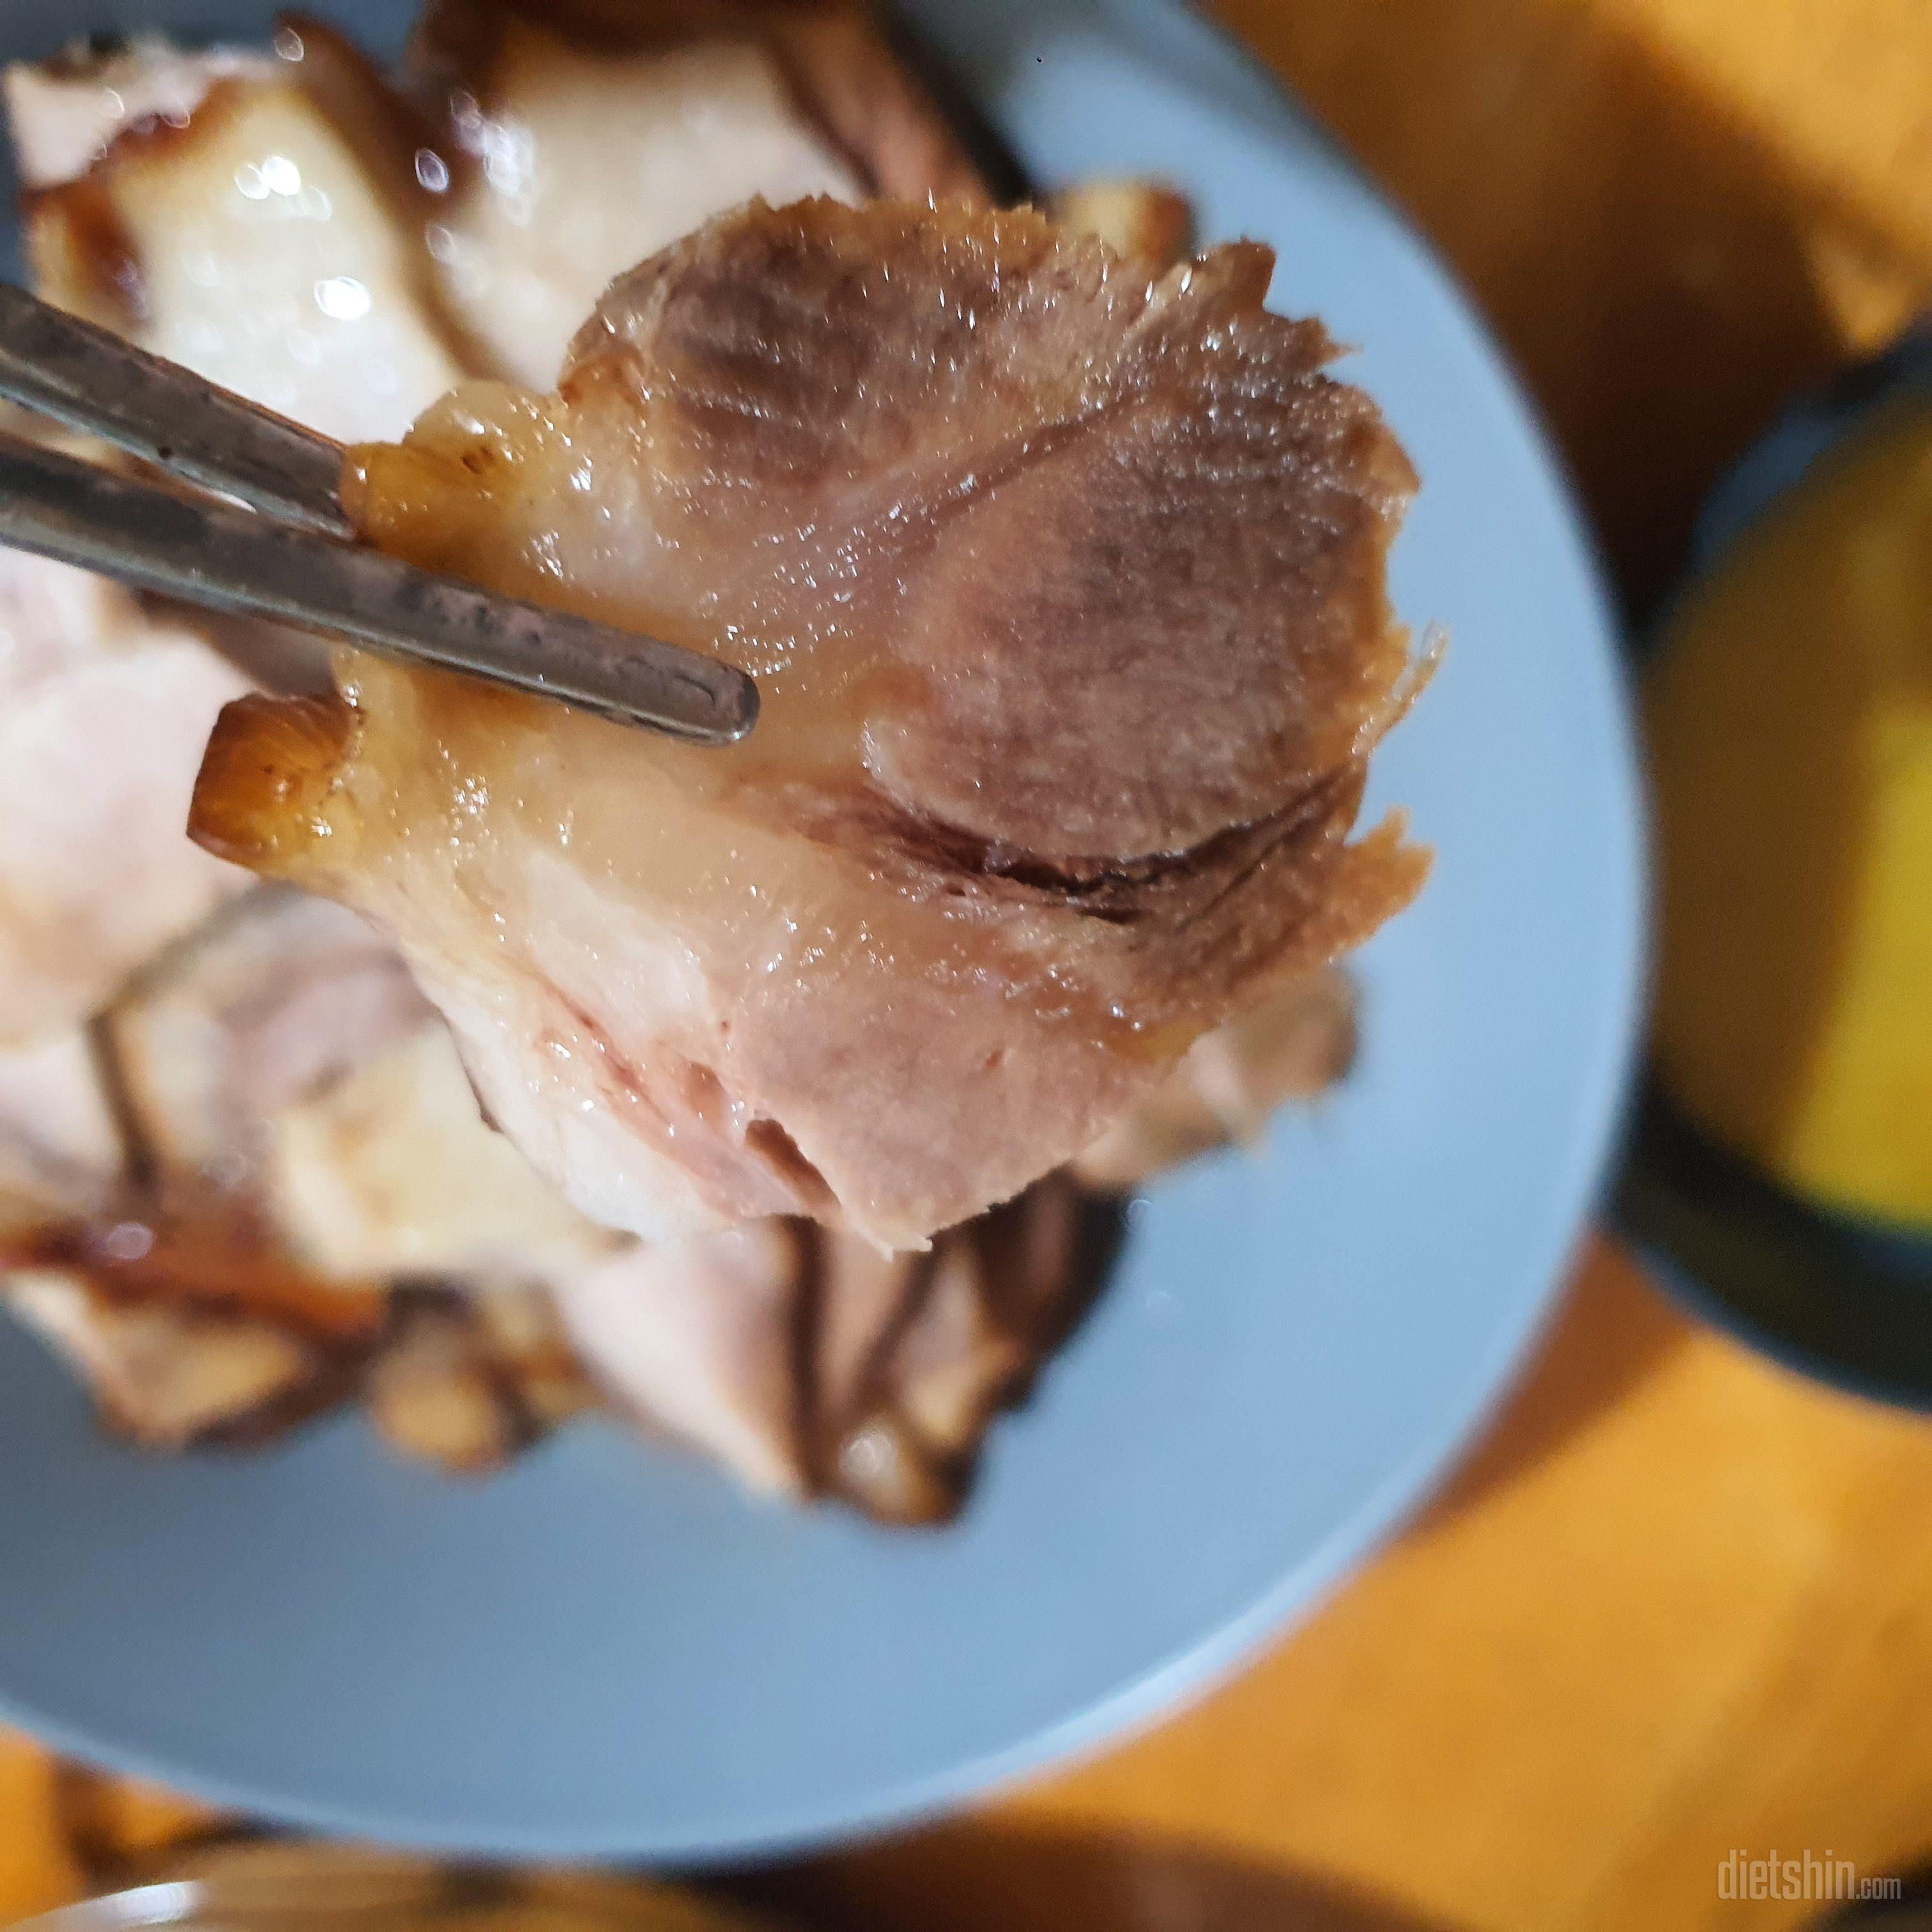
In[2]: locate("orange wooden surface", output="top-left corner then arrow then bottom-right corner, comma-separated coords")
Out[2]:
9,3 -> 1932,1928
1212,0 -> 1932,607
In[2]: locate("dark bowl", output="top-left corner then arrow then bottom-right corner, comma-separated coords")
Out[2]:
1616,326 -> 1932,1406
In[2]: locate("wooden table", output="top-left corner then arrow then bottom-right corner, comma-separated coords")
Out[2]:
8,3 -> 1932,1926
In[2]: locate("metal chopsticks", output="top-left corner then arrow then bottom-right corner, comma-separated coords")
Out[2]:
0,284 -> 757,745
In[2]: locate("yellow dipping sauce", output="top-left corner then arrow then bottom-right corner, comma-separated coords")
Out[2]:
1649,392 -> 1932,1232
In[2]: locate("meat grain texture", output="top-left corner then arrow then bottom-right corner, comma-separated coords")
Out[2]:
195,197 -> 1428,1254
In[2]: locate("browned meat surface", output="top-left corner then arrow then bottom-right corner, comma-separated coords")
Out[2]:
194,198 -> 1424,1253
5,1275 -> 335,1447
1,1209 -> 386,1447
1052,177 -> 1193,268
365,1285 -> 595,1472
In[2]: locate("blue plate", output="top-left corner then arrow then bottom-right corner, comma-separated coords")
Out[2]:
0,0 -> 1644,1860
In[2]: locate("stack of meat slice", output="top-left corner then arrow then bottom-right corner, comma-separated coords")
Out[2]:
0,0 -> 1388,1520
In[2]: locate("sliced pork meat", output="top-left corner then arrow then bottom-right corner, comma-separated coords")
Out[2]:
1,12 -> 1388,1520
4,36 -> 277,191
808,1229 -> 918,1443
0,1027 -> 124,1235
86,885 -> 612,1471
553,1219 -> 808,1493
1074,966 -> 1359,1190
0,553 -> 250,1043
1,1206 -> 387,1448
270,1023 -> 618,1280
194,197 -> 1425,1252
404,0 -> 885,386
811,1174 -> 1106,1522
18,885 -> 597,1462
4,1273 -> 330,1448
365,1285 -> 595,1473
105,885 -> 435,1200
97,884 -> 1103,1505
1,894 -> 395,1450
3,25 -> 470,1008
19,22 -> 464,442
1052,178 -> 1193,270
555,1176 -> 1106,1516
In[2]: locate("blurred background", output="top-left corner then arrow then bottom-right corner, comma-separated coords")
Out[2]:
8,0 -> 1932,1927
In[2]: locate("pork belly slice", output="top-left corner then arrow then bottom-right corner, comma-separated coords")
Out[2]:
556,1176 -> 1104,1515
14,884 -> 599,1460
192,197 -> 1424,1252
1,889 -> 395,1447
19,21 -> 464,442
812,1174 -> 1107,1523
1,1208 -> 387,1448
553,1220 -> 808,1494
404,0 -> 881,386
4,1240 -> 581,1466
95,884 -> 605,1467
4,36 -> 277,191
405,0 -> 986,387
0,1029 -> 125,1236
783,977 -> 1357,1501
0,553 -> 250,1044
105,885 -> 436,1199
106,883 -> 612,1266
270,1023 -> 618,1280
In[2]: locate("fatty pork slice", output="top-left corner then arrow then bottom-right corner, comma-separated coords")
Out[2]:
105,884 -> 437,1198
4,36 -> 277,190
0,553 -> 249,1043
19,22 -> 463,442
105,884 -> 613,1282
406,0 -> 879,387
0,1028 -> 124,1236
193,197 -> 1427,1253
553,1220 -> 808,1494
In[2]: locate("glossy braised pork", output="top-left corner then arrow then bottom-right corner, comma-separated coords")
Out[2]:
193,197 -> 1427,1253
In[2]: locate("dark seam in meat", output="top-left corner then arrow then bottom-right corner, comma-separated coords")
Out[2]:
547,992 -> 824,1220
835,763 -> 1361,922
